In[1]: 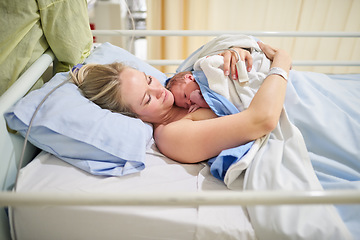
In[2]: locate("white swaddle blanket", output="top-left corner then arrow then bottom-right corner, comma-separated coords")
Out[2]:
182,35 -> 352,240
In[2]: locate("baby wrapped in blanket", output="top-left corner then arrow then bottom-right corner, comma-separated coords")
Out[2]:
167,45 -> 270,113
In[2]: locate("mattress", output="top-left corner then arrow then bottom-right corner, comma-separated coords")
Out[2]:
11,140 -> 256,240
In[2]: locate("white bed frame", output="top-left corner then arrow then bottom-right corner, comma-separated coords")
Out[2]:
1,31 -> 360,240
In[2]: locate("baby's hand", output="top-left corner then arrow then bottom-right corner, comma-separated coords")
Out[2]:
188,104 -> 201,113
190,89 -> 208,108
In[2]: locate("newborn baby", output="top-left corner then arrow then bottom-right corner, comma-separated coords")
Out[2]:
165,71 -> 209,113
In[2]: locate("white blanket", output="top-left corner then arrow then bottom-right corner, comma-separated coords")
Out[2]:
183,35 -> 352,240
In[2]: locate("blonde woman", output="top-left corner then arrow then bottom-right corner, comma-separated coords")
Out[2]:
71,42 -> 291,163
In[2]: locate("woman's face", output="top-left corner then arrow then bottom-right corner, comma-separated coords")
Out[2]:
119,67 -> 174,123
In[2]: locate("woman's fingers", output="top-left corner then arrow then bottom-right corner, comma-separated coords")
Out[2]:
221,48 -> 254,80
243,50 -> 253,72
223,52 -> 232,77
258,41 -> 277,61
230,53 -> 238,80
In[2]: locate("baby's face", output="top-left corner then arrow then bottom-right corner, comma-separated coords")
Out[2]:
171,78 -> 200,109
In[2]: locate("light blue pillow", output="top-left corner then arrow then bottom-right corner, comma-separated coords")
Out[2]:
4,43 -> 167,176
85,42 -> 167,85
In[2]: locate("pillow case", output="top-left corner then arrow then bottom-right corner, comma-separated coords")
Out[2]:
85,42 -> 166,84
5,42 -> 167,176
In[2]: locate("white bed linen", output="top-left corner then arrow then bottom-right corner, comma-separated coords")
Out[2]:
11,140 -> 256,240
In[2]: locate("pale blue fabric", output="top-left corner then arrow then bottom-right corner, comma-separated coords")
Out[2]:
86,43 -> 167,85
285,71 -> 360,237
193,71 -> 254,180
5,43 -> 167,176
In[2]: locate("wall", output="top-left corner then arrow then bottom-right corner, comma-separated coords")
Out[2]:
147,0 -> 360,74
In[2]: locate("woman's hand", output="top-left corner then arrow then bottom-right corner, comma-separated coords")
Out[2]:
257,41 -> 277,61
220,47 -> 253,80
258,41 -> 292,70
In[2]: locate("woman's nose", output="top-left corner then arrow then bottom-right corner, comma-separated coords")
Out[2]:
150,85 -> 163,99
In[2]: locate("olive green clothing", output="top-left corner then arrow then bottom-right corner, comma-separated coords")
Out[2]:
0,0 -> 93,95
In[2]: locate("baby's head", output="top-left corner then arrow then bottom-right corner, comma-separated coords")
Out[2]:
166,71 -> 200,109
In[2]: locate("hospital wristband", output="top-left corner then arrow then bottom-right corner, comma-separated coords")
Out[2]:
268,67 -> 288,82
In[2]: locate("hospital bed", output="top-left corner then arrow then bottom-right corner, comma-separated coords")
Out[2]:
1,30 -> 360,240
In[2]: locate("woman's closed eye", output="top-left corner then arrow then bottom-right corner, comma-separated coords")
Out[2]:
142,74 -> 153,105
145,94 -> 151,105
145,76 -> 153,104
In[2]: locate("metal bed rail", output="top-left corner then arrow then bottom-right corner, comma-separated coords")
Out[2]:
145,60 -> 360,66
0,49 -> 55,112
0,48 -> 55,192
92,30 -> 360,38
92,30 -> 360,67
1,190 -> 360,207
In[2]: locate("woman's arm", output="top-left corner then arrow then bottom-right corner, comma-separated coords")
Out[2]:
248,42 -> 292,130
155,43 -> 292,163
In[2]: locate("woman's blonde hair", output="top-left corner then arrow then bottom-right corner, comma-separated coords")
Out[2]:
70,62 -> 137,118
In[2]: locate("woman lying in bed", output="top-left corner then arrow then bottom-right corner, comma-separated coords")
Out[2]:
71,41 -> 291,164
